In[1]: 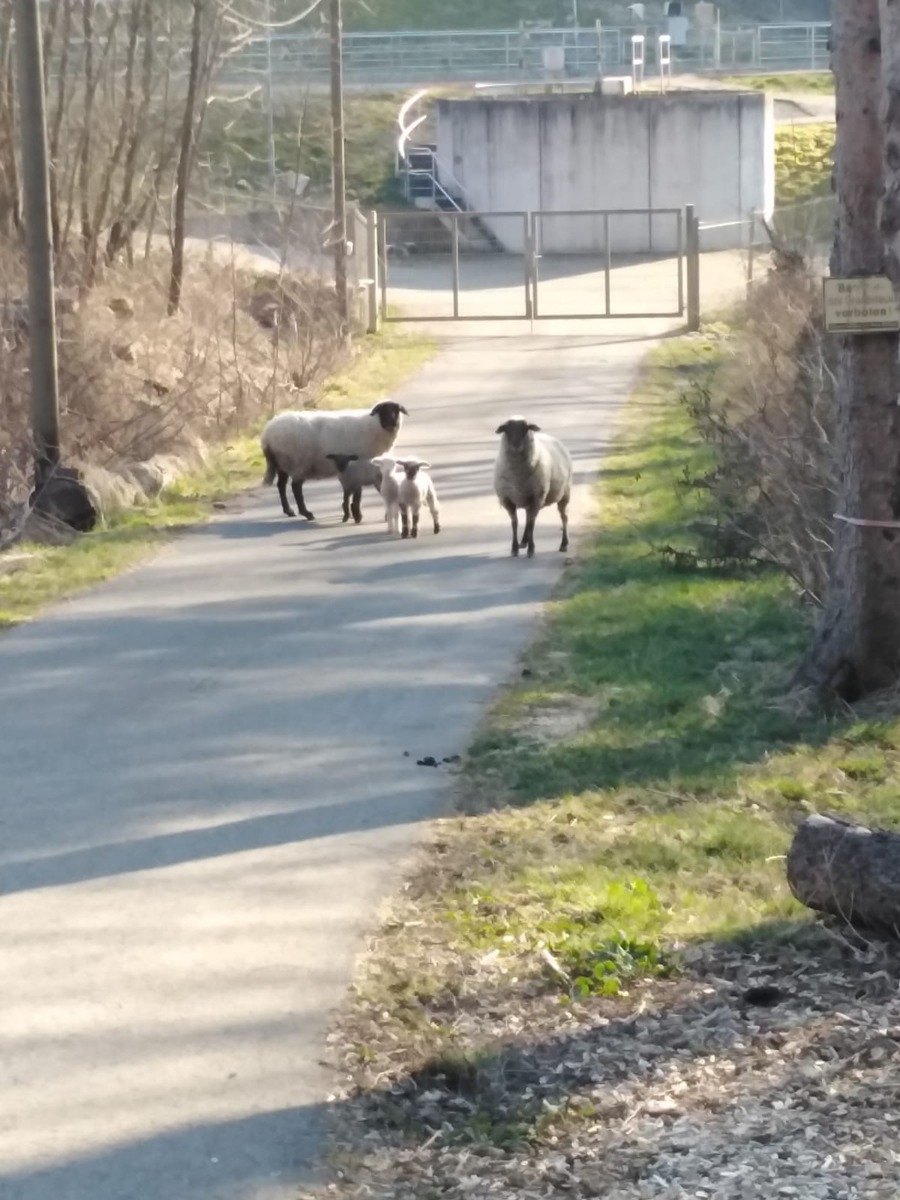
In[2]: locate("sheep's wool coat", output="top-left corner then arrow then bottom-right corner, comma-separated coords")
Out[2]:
262,408 -> 403,482
494,430 -> 572,509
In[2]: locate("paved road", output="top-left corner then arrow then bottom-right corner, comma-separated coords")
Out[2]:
0,322 -> 670,1200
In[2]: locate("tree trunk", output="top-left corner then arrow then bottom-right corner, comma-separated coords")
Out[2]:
794,0 -> 900,701
787,813 -> 900,933
167,0 -> 203,317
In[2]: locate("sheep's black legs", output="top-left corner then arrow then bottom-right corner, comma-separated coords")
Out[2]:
411,508 -> 420,538
341,490 -> 351,523
275,470 -> 295,517
558,497 -> 569,552
522,502 -> 540,558
291,479 -> 315,521
401,506 -> 410,538
351,489 -> 363,524
502,499 -> 519,557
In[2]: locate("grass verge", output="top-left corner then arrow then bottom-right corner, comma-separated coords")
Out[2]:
0,329 -> 435,628
775,121 -> 834,205
314,332 -> 900,1199
721,71 -> 833,94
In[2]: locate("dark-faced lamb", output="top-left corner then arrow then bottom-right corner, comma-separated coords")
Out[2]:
493,416 -> 572,558
325,453 -> 383,524
260,399 -> 408,520
396,457 -> 441,539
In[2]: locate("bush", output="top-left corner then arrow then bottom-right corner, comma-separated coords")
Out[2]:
0,238 -> 347,540
681,252 -> 837,604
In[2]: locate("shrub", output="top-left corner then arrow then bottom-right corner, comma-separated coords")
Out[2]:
681,251 -> 837,604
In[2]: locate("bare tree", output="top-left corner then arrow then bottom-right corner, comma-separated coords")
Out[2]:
795,0 -> 900,700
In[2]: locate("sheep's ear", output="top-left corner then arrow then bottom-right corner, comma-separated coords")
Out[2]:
527,422 -> 541,432
397,404 -> 409,415
495,421 -> 509,434
346,454 -> 359,462
419,461 -> 431,470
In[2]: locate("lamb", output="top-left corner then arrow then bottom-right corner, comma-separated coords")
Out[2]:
325,453 -> 383,524
493,416 -> 572,558
370,453 -> 405,534
396,457 -> 441,539
260,399 -> 408,520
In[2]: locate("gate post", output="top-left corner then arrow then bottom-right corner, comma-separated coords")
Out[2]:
685,204 -> 701,332
377,213 -> 388,323
366,209 -> 379,334
525,214 -> 535,321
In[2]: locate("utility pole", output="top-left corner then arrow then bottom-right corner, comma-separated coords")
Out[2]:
330,0 -> 350,328
13,0 -> 60,491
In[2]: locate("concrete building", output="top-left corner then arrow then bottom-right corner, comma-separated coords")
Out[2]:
433,90 -> 775,254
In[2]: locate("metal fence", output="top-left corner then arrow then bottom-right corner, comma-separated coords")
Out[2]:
696,195 -> 834,311
378,206 -> 696,324
211,23 -> 833,87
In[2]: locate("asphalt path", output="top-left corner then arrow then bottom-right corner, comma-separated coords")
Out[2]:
0,327 -> 663,1200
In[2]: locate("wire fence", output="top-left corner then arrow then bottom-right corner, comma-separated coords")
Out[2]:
211,23 -> 832,86
696,194 -> 833,311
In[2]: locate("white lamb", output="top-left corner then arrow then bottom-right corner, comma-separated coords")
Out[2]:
260,399 -> 408,520
371,453 -> 404,534
396,457 -> 441,539
493,415 -> 572,558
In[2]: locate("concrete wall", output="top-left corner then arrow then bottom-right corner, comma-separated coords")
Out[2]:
435,91 -> 775,254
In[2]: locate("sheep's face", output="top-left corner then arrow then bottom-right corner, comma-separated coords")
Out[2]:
398,459 -> 430,481
370,400 -> 409,432
496,417 -> 540,453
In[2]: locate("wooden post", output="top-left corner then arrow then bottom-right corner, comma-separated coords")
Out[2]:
685,204 -> 700,332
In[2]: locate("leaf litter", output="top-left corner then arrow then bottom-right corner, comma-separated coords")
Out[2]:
300,851 -> 900,1200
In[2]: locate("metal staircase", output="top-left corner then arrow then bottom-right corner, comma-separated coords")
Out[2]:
399,145 -> 506,253
396,92 -> 507,254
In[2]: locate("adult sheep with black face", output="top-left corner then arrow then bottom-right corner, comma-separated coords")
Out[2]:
493,415 -> 572,558
260,399 -> 408,520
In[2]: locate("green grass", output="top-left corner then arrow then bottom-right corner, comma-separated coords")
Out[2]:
201,92 -> 413,206
0,329 -> 435,629
344,331 -> 900,1053
775,120 -> 834,204
721,72 -> 833,94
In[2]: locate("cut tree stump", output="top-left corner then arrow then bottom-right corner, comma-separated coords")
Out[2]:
787,813 -> 900,933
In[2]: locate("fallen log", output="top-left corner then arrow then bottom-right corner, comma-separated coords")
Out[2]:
787,813 -> 900,934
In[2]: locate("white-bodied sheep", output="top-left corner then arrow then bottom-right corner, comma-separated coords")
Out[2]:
325,453 -> 383,524
493,416 -> 572,558
260,399 -> 408,520
370,453 -> 404,534
396,457 -> 441,539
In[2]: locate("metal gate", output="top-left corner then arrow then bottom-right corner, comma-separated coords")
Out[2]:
377,207 -> 698,325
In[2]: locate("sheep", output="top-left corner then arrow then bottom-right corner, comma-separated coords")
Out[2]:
396,457 -> 441,539
370,453 -> 404,534
260,399 -> 408,520
325,453 -> 383,524
493,416 -> 572,558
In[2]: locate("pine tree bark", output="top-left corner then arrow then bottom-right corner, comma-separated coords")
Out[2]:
795,0 -> 900,701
